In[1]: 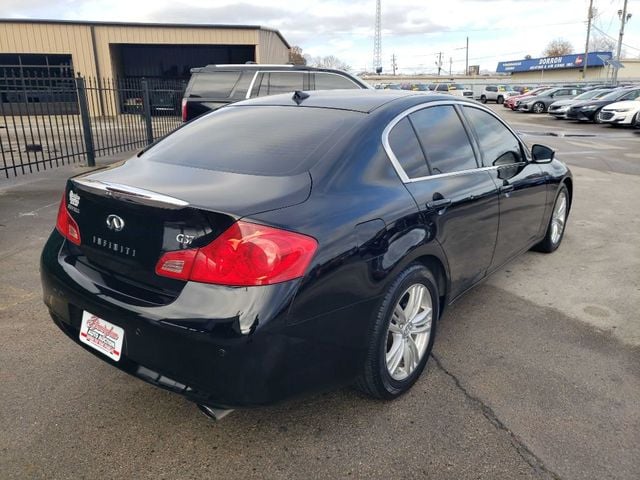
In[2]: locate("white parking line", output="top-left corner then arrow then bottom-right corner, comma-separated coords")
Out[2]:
565,140 -> 624,150
557,151 -> 598,155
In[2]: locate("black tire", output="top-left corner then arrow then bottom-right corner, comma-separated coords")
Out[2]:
593,109 -> 603,124
355,264 -> 439,400
632,112 -> 640,128
532,102 -> 546,114
497,95 -> 504,104
480,95 -> 487,104
533,185 -> 570,253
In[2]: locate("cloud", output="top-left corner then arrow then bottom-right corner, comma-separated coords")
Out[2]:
2,0 -> 639,72
144,1 -> 446,42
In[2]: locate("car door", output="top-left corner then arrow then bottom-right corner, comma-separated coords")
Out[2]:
460,105 -> 548,271
386,104 -> 500,297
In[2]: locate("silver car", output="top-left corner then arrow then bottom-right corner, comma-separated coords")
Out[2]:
517,87 -> 585,114
548,89 -> 616,119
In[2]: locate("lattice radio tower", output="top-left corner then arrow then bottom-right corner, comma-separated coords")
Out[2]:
373,0 -> 382,73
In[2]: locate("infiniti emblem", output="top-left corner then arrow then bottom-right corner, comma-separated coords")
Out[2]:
106,214 -> 125,232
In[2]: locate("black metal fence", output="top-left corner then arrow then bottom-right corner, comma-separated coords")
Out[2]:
0,72 -> 186,178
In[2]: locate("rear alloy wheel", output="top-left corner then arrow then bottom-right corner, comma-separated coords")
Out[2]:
533,185 -> 569,253
356,264 -> 438,399
532,102 -> 545,114
480,95 -> 487,104
497,95 -> 504,104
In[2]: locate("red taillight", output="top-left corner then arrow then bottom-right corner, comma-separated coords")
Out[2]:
55,193 -> 81,245
155,221 -> 317,286
181,98 -> 187,122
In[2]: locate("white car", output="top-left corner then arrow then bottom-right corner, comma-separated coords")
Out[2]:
479,85 -> 519,104
598,99 -> 640,125
431,83 -> 474,98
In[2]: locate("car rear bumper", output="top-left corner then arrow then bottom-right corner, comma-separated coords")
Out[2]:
41,231 -> 375,408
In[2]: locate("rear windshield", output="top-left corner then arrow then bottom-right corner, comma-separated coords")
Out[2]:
146,106 -> 363,176
189,72 -> 241,97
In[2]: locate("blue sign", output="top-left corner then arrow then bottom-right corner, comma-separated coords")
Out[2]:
496,51 -> 612,73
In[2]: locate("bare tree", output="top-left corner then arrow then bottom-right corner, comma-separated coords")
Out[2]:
588,35 -> 616,53
305,55 -> 351,72
543,39 -> 574,57
289,46 -> 307,65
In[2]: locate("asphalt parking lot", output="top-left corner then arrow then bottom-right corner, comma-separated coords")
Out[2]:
1,107 -> 639,479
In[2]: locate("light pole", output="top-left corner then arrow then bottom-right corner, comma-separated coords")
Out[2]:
582,0 -> 594,80
613,0 -> 632,84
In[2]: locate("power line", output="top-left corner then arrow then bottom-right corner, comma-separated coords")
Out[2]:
591,23 -> 640,51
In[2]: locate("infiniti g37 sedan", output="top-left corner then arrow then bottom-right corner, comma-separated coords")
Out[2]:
41,91 -> 572,414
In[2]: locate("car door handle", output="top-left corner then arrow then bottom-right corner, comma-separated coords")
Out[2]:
426,198 -> 452,210
500,184 -> 514,194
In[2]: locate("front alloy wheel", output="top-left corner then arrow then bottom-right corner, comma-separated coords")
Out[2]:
532,102 -> 545,114
550,189 -> 568,245
533,185 -> 569,253
594,109 -> 604,124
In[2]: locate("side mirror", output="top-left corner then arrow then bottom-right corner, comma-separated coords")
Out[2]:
531,144 -> 555,163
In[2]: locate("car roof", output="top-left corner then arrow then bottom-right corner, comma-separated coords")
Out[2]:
228,90 -> 471,114
191,64 -> 357,76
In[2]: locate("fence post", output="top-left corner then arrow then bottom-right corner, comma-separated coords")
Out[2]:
141,78 -> 154,145
75,74 -> 96,167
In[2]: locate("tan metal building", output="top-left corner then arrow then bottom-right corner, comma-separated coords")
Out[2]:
0,19 -> 291,80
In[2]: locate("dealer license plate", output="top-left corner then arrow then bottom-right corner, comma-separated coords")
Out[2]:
79,311 -> 124,362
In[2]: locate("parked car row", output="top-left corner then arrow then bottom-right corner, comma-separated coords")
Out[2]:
499,83 -> 640,127
377,82 -> 474,98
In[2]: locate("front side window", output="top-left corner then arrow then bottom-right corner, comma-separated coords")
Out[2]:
620,89 -> 640,101
387,117 -> 430,178
463,107 -> 523,166
315,73 -> 359,90
409,106 -> 477,175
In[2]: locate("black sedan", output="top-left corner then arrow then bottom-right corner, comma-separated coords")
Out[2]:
566,87 -> 640,122
41,91 -> 572,416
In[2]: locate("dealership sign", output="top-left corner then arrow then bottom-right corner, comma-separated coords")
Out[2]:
496,51 -> 612,73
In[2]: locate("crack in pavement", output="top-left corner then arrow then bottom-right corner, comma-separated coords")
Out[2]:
431,353 -> 563,480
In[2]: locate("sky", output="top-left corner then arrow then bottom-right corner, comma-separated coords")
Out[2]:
3,0 -> 640,74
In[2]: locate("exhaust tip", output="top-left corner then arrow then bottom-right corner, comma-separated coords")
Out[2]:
197,403 -> 234,421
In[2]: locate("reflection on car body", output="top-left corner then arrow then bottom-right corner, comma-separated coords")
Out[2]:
41,90 -> 572,414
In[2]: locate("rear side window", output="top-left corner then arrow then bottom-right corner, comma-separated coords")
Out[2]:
463,107 -> 523,166
388,118 -> 430,178
315,73 -> 359,90
146,106 -> 363,176
409,106 -> 477,175
257,72 -> 305,96
189,72 -> 241,97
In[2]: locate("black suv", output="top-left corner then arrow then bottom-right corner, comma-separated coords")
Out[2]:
182,64 -> 371,121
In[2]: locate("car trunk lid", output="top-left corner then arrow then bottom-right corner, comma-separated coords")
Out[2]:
65,160 -> 311,303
